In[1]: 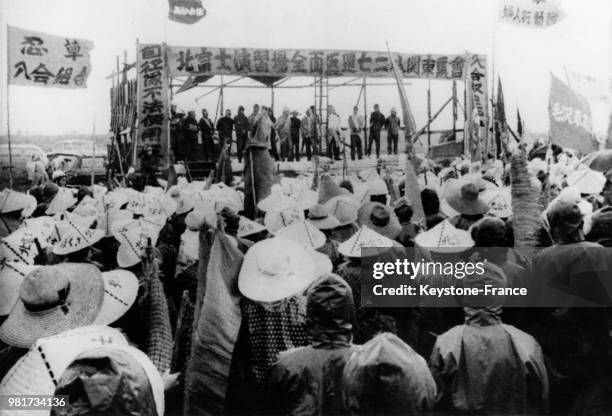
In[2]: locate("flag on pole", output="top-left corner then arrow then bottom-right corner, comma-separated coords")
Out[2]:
499,0 -> 565,28
494,77 -> 507,156
168,0 -> 206,24
517,108 -> 524,137
385,44 -> 424,225
549,73 -> 597,154
7,26 -> 93,89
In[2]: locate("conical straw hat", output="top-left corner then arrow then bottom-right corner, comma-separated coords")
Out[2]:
0,189 -> 37,217
277,220 -> 326,250
45,188 -> 77,215
93,269 -> 139,325
414,219 -> 474,252
237,216 -> 266,238
0,261 -> 40,316
264,206 -> 305,235
338,226 -> 394,258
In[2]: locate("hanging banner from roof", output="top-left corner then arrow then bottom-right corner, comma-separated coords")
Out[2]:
166,45 -> 474,79
549,74 -> 597,154
499,0 -> 565,28
464,54 -> 489,159
7,25 -> 93,89
168,0 -> 206,24
136,43 -> 170,165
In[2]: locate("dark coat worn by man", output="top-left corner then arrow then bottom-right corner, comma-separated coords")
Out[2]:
267,274 -> 357,416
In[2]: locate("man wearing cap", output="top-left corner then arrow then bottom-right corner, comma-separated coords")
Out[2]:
348,106 -> 364,160
216,108 -> 235,149
275,107 -> 292,161
199,108 -> 215,161
234,106 -> 249,163
267,274 -> 357,415
429,263 -> 549,415
289,110 -> 301,161
367,104 -> 385,159
385,107 -> 401,155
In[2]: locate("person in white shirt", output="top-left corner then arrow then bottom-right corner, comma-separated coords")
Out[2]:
327,105 -> 342,161
348,106 -> 364,160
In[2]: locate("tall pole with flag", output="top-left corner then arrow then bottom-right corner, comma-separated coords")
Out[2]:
385,42 -> 425,226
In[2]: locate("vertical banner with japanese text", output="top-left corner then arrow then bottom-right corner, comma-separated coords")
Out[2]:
549,74 -> 597,154
136,43 -> 170,167
7,25 -> 93,88
465,54 -> 489,159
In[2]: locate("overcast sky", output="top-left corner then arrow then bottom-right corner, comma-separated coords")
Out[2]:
0,0 -> 610,136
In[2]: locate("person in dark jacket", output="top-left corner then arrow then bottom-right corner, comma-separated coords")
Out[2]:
384,107 -> 401,155
199,108 -> 215,161
216,108 -> 234,149
234,106 -> 249,163
289,110 -> 301,161
267,274 -> 357,416
367,104 -> 385,159
181,110 -> 200,162
421,188 -> 447,229
267,107 -> 280,161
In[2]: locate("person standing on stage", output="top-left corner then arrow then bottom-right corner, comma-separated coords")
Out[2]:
234,106 -> 249,163
289,110 -> 301,161
301,109 -> 314,161
182,110 -> 200,162
367,104 -> 385,159
348,106 -> 364,160
268,107 -> 280,161
216,108 -> 235,150
199,108 -> 215,161
327,105 -> 341,161
385,107 -> 401,155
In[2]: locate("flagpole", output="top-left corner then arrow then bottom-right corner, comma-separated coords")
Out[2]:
6,24 -> 14,190
91,117 -> 96,187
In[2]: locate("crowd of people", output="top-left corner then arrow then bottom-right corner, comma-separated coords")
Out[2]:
169,103 -> 404,165
0,131 -> 612,415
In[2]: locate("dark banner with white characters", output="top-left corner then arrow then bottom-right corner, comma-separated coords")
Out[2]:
168,0 -> 206,24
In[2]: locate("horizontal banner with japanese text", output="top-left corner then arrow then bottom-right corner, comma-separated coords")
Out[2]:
167,45 -> 476,79
7,25 -> 93,89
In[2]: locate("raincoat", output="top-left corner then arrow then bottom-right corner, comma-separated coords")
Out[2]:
267,274 -> 357,416
429,307 -> 549,415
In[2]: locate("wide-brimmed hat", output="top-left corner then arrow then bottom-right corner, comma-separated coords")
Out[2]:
0,264 -> 105,348
98,209 -> 134,237
481,188 -> 512,218
357,202 -> 401,239
414,219 -> 474,253
0,262 -> 40,316
184,203 -> 218,231
238,237 -> 322,302
0,228 -> 41,264
365,178 -> 388,196
20,216 -> 58,248
307,204 -> 341,230
53,219 -> 105,255
324,195 -> 359,227
100,191 -> 130,211
0,325 -> 128,401
53,344 -> 164,416
237,216 -> 267,238
0,189 -> 37,217
93,269 -> 139,325
209,183 -> 243,213
257,185 -> 294,212
264,206 -> 305,234
277,220 -> 326,250
46,187 -> 77,215
566,167 -> 606,195
445,180 -> 489,215
114,219 -> 164,268
338,226 -> 394,258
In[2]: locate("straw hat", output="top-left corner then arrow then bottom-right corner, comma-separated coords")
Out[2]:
290,187 -> 319,211
318,175 -> 345,204
54,344 -> 164,416
481,188 -> 512,218
264,206 -> 305,235
238,237 -> 322,302
0,228 -> 41,264
45,187 -> 77,215
365,178 -> 388,196
144,194 -> 178,218
414,219 -> 474,253
20,216 -> 57,248
209,183 -> 243,213
338,226 -> 394,258
566,167 -> 606,195
238,216 -> 266,238
53,219 -> 104,255
98,209 -> 133,237
101,191 -> 130,211
258,184 -> 294,212
0,189 -> 37,217
0,325 -> 128,401
445,180 -> 489,216
184,203 -> 217,231
358,168 -> 380,182
357,202 -> 401,239
277,220 -> 326,250
352,183 -> 371,205
0,262 -> 40,317
307,204 -> 341,230
93,269 -> 139,325
114,220 -> 163,268
0,264 -> 105,348
324,195 -> 359,227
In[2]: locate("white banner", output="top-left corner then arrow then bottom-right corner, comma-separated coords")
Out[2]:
7,25 -> 93,88
499,0 -> 565,28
